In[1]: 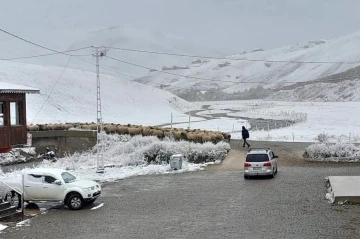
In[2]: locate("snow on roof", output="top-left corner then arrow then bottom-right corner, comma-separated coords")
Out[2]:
171,154 -> 184,158
247,148 -> 271,154
0,82 -> 40,94
27,168 -> 67,175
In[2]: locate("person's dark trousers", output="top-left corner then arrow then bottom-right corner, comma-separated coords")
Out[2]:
243,138 -> 250,147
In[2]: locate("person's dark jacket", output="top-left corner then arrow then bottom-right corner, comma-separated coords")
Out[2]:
242,128 -> 249,139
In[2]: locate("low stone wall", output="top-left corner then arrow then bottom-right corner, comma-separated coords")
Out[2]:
28,130 -> 97,156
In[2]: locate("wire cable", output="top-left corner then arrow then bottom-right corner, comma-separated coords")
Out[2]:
105,55 -> 360,85
0,28 -> 93,57
107,46 -> 360,64
0,47 -> 92,60
73,56 -> 137,79
31,56 -> 72,124
0,29 -> 135,79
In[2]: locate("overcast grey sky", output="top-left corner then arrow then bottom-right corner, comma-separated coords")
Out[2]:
1,0 -> 360,52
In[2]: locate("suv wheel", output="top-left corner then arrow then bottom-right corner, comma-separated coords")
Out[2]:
270,168 -> 275,178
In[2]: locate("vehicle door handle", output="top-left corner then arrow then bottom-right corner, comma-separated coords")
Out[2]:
24,186 -> 30,187
43,186 -> 48,188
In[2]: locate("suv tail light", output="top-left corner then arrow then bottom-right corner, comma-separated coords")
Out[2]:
244,163 -> 251,167
263,162 -> 272,167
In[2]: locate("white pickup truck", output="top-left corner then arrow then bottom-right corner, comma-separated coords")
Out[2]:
0,168 -> 101,210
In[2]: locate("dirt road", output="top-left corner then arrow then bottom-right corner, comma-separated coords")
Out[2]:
206,149 -> 245,171
206,139 -> 313,172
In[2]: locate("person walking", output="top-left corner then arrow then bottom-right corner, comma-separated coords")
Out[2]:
241,126 -> 250,148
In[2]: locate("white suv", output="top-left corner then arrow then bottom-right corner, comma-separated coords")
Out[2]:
244,148 -> 278,179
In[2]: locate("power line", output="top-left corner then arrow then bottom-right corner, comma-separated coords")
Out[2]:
0,29 -> 134,79
0,47 -> 92,60
107,46 -> 360,65
73,56 -> 137,79
105,55 -> 360,85
0,28 -> 92,57
31,56 -> 72,124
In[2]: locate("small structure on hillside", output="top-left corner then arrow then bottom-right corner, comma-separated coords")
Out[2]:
0,82 -> 39,152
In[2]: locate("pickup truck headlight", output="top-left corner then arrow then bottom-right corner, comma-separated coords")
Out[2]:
83,186 -> 95,191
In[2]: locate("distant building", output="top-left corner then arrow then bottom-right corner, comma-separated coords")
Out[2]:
0,82 -> 39,152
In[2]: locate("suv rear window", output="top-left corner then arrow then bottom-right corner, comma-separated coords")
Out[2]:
246,154 -> 269,162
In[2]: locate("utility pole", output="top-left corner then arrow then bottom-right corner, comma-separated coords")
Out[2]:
170,112 -> 173,141
93,46 -> 108,173
188,112 -> 190,130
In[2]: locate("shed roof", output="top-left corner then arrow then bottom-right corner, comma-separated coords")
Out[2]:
0,82 -> 40,94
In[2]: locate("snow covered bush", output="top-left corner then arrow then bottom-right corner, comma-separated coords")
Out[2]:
40,134 -> 230,171
0,134 -> 230,182
304,143 -> 360,159
315,133 -> 330,143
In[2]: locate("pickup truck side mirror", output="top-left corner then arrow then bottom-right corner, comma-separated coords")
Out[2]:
54,180 -> 62,185
274,155 -> 278,158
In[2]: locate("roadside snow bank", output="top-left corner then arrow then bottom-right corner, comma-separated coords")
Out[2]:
0,224 -> 7,231
0,134 -> 230,182
304,143 -> 360,162
0,148 -> 36,166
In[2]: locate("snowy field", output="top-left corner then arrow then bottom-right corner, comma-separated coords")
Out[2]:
189,100 -> 360,142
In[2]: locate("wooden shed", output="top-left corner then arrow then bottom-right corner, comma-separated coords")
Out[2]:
0,82 -> 40,152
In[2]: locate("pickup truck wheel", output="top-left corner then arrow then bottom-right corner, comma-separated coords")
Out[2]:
67,193 -> 84,210
5,191 -> 21,209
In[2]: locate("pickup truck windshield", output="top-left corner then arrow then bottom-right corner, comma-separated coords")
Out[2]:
61,172 -> 77,183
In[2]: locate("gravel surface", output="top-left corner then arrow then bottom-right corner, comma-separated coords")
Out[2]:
4,140 -> 360,238
4,164 -> 360,238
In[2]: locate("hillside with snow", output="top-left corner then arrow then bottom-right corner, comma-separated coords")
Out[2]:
266,79 -> 360,102
135,30 -> 360,101
0,26 -> 228,78
0,61 -> 200,125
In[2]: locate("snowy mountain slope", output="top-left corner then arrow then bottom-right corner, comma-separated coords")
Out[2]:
0,61 -> 200,125
266,79 -> 360,102
0,26 -> 229,78
135,30 -> 360,95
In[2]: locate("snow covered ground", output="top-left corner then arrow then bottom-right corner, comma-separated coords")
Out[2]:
191,100 -> 360,142
0,60 -> 202,125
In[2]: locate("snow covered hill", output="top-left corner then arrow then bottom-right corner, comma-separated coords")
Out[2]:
0,61 -> 199,125
135,30 -> 360,100
266,79 -> 360,102
0,26 -> 228,78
